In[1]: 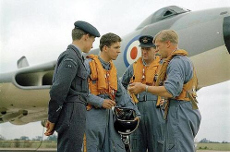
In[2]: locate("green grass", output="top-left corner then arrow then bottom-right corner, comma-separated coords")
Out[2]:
197,143 -> 230,151
0,140 -> 57,148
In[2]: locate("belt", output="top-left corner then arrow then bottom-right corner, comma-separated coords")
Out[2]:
138,95 -> 157,102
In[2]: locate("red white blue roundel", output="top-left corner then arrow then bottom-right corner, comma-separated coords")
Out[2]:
123,35 -> 141,67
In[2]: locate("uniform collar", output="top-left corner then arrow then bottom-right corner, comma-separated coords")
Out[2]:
70,44 -> 83,57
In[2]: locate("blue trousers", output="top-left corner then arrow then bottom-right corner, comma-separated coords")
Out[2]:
164,100 -> 201,152
55,100 -> 86,152
130,100 -> 165,152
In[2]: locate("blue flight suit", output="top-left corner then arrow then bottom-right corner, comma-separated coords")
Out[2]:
121,60 -> 165,152
164,55 -> 201,152
48,44 -> 89,152
84,57 -> 141,152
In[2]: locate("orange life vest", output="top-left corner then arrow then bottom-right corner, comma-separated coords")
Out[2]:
84,55 -> 118,150
131,56 -> 161,85
155,50 -> 198,113
87,54 -> 118,101
129,56 -> 161,103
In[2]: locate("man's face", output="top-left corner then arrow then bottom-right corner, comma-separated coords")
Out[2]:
154,39 -> 168,59
107,42 -> 121,60
83,35 -> 95,53
141,47 -> 156,61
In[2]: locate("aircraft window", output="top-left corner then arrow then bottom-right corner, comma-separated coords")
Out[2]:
136,6 -> 190,30
164,10 -> 173,16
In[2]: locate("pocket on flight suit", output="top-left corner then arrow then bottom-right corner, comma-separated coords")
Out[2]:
157,140 -> 164,152
157,119 -> 166,152
55,103 -> 74,133
166,102 -> 179,150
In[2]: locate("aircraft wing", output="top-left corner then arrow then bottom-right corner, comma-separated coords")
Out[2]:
0,61 -> 56,125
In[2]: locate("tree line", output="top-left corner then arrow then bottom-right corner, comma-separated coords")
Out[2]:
199,138 -> 229,143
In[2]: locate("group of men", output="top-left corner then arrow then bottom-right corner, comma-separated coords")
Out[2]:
44,20 -> 201,152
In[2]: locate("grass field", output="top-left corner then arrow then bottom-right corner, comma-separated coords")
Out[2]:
197,143 -> 230,151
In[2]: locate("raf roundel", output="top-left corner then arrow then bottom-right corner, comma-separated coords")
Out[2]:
123,35 -> 142,67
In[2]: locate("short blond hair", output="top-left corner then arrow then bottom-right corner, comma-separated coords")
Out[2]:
154,30 -> 178,45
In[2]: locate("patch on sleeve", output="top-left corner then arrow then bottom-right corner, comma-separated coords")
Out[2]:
66,64 -> 73,69
63,58 -> 77,69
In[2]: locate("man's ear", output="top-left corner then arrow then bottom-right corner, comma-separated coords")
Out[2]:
102,45 -> 108,52
83,34 -> 89,41
166,41 -> 171,48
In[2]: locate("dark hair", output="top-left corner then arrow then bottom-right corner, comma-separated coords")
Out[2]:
99,33 -> 122,51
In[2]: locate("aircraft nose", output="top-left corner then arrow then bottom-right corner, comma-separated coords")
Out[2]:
223,16 -> 230,54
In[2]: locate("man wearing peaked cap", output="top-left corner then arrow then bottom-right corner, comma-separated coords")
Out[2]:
121,35 -> 165,152
44,21 -> 100,152
139,35 -> 156,48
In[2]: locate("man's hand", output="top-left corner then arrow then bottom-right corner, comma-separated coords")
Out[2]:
128,82 -> 145,94
102,99 -> 116,109
44,120 -> 55,136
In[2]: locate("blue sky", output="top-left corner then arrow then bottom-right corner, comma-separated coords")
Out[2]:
0,0 -> 230,142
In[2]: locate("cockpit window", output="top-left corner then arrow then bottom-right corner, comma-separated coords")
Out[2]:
164,10 -> 173,16
136,6 -> 190,30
